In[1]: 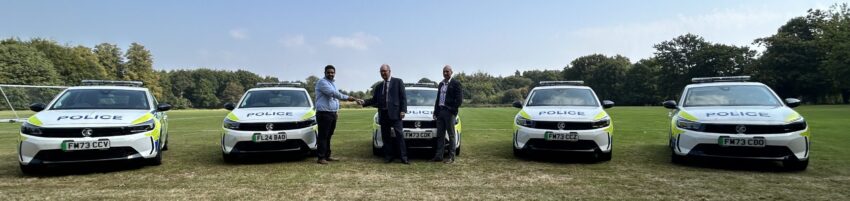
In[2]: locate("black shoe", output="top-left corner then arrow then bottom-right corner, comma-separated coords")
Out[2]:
327,157 -> 340,162
401,158 -> 411,165
317,159 -> 329,164
430,157 -> 443,162
443,158 -> 454,164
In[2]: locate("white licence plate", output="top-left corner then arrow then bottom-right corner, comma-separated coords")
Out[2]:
545,132 -> 579,141
404,131 -> 432,139
718,136 -> 766,147
253,132 -> 287,142
62,140 -> 111,151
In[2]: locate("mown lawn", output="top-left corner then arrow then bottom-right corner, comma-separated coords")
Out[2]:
0,106 -> 847,200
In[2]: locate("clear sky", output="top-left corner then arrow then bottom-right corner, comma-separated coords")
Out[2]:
1,0 -> 841,91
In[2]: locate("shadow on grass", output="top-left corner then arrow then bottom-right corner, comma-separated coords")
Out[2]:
672,157 -> 801,172
515,150 -> 609,164
18,160 -> 148,177
222,152 -> 312,165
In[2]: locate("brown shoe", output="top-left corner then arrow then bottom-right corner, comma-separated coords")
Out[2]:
317,159 -> 329,164
327,157 -> 340,162
443,158 -> 454,164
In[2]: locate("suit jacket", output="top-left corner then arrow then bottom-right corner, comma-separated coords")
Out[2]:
363,77 -> 408,121
434,79 -> 463,116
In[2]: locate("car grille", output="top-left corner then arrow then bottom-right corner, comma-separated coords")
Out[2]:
232,140 -> 308,152
533,121 -> 594,130
236,121 -> 313,131
690,144 -> 795,158
701,122 -> 806,134
403,120 -> 437,128
37,127 -> 128,138
34,147 -> 139,162
525,139 -> 599,151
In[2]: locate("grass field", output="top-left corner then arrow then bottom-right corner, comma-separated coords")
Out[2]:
0,106 -> 848,200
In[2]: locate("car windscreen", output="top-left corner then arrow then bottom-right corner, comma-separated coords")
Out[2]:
526,88 -> 598,107
50,89 -> 150,110
683,85 -> 781,107
239,90 -> 310,108
405,89 -> 438,106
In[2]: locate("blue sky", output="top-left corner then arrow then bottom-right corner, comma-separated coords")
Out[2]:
1,0 -> 841,91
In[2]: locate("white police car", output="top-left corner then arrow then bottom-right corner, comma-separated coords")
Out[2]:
512,81 -> 614,161
18,80 -> 171,174
221,82 -> 317,162
371,83 -> 462,156
664,76 -> 810,170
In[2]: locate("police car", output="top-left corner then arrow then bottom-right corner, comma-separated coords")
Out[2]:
512,81 -> 614,161
371,83 -> 462,156
18,80 -> 171,174
221,82 -> 317,162
664,76 -> 810,170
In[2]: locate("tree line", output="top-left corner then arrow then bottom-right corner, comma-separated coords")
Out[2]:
0,4 -> 848,109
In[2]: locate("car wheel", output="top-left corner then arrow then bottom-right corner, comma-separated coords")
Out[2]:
19,163 -> 40,175
144,142 -> 163,166
671,152 -> 686,164
783,159 -> 809,171
597,151 -> 612,162
223,152 -> 238,163
161,132 -> 169,151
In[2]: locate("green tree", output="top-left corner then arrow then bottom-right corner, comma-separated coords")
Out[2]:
93,43 -> 123,79
125,43 -> 163,99
0,43 -> 59,85
221,81 -> 245,104
622,59 -> 661,105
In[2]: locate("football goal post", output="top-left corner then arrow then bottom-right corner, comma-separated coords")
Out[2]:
0,84 -> 68,123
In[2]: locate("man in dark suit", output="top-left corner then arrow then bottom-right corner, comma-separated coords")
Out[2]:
432,65 -> 463,163
360,64 -> 410,164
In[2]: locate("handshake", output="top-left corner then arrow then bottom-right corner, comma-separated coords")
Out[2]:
347,97 -> 365,105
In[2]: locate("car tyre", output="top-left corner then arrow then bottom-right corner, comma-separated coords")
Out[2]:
783,159 -> 809,171
19,164 -> 40,175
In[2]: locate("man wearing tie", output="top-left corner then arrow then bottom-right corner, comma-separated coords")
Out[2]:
361,64 -> 410,164
431,65 -> 463,163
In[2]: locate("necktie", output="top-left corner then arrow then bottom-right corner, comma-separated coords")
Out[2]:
384,80 -> 389,107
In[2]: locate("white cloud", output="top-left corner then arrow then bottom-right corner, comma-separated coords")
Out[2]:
278,35 -> 305,47
326,32 -> 381,50
567,6 -> 803,60
229,29 -> 248,40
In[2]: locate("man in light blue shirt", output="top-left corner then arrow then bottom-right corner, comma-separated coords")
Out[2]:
314,65 -> 358,164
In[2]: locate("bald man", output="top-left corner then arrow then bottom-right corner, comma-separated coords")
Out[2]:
431,65 -> 463,163
361,64 -> 410,164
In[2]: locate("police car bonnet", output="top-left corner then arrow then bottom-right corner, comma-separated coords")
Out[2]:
33,110 -> 151,126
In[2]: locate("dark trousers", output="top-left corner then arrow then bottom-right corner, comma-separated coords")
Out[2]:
316,111 -> 337,160
434,107 -> 457,160
379,110 -> 407,160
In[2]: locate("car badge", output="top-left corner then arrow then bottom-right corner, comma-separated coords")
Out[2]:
81,128 -> 93,137
266,123 -> 274,131
557,122 -> 566,130
415,121 -> 421,128
735,125 -> 747,134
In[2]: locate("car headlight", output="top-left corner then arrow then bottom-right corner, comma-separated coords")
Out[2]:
223,118 -> 240,130
304,116 -> 317,126
126,119 -> 156,134
675,117 -> 702,131
592,118 -> 610,128
21,122 -> 43,135
785,117 -> 807,132
515,116 -> 534,127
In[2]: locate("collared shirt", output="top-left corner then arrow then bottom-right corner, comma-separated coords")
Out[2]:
439,78 -> 451,106
315,77 -> 349,112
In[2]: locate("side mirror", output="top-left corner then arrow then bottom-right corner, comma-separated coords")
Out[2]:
602,100 -> 615,109
224,102 -> 235,111
512,101 -> 523,109
785,98 -> 801,108
156,103 -> 172,112
663,100 -> 677,109
29,103 -> 46,112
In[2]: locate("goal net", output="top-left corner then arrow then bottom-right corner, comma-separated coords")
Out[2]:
0,84 -> 67,123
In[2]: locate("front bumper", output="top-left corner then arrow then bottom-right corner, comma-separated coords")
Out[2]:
514,125 -> 612,153
672,128 -> 810,161
373,127 -> 460,150
19,131 -> 157,165
221,126 -> 317,154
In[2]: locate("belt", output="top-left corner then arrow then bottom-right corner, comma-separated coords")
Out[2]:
317,111 -> 337,114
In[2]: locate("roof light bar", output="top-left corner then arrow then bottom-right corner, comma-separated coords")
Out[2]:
403,82 -> 438,88
539,81 -> 584,86
81,80 -> 144,87
256,81 -> 303,88
691,76 -> 751,83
